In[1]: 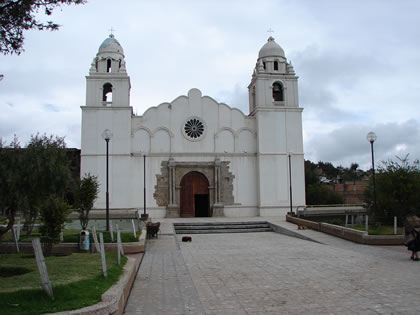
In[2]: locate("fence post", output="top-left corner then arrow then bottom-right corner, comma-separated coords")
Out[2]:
394,216 -> 397,235
12,226 -> 20,253
109,220 -> 114,242
32,238 -> 54,299
365,215 -> 369,232
117,229 -> 122,265
132,219 -> 137,238
91,226 -> 100,253
16,220 -> 21,240
99,232 -> 108,278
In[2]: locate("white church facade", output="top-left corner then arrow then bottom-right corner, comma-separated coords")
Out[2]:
81,34 -> 305,218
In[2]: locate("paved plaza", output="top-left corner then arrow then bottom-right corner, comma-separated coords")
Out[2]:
125,218 -> 420,314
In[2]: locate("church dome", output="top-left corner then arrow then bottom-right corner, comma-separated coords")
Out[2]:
258,36 -> 285,59
98,34 -> 124,55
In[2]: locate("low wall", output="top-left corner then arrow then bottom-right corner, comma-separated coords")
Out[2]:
286,215 -> 404,245
0,230 -> 146,254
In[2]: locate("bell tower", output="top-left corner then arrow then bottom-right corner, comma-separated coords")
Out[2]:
81,34 -> 133,210
85,34 -> 131,107
249,37 -> 305,215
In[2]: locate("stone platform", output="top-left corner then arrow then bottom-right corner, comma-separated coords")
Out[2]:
124,216 -> 420,314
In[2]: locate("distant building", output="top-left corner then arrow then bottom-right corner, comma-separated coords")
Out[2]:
326,181 -> 368,205
80,35 -> 305,218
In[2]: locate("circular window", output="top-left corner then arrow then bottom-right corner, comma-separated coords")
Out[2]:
182,117 -> 206,141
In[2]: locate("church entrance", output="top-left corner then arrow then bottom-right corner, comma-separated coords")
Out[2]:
180,171 -> 210,217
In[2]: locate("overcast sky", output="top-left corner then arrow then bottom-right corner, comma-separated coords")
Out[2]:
1,0 -> 419,170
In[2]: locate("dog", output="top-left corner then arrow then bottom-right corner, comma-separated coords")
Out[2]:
298,225 -> 309,230
146,221 -> 160,239
182,236 -> 192,242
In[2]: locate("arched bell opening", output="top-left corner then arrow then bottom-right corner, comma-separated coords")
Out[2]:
272,82 -> 284,102
102,82 -> 113,105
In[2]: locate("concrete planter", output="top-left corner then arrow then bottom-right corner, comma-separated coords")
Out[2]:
286,215 -> 404,245
0,229 -> 146,254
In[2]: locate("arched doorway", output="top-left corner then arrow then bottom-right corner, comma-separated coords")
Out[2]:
180,171 -> 210,217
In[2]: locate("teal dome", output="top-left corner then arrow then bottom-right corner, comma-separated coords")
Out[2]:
98,34 -> 124,55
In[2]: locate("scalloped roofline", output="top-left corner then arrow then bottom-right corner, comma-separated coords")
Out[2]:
136,88 -> 252,119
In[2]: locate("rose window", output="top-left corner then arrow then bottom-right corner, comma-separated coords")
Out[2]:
184,118 -> 204,139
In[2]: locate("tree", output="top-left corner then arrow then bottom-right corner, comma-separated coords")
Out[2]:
0,134 -> 74,240
366,155 -> 420,224
75,173 -> 99,230
317,161 -> 340,179
304,160 -> 344,205
22,134 -> 73,235
0,0 -> 85,55
0,136 -> 24,239
341,163 -> 364,183
39,194 -> 69,256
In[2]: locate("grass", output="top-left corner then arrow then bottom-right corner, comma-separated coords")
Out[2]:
348,224 -> 403,235
0,252 -> 127,314
1,228 -> 141,243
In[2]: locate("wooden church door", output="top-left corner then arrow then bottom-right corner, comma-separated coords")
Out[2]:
180,172 -> 209,217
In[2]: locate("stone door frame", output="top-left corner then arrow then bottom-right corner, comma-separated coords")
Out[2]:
154,158 -> 234,217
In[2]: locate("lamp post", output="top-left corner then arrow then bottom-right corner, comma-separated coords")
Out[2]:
366,132 -> 377,214
102,129 -> 113,231
141,152 -> 148,220
288,152 -> 293,215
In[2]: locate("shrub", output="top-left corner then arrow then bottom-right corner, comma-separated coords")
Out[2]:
75,174 -> 99,230
39,195 -> 70,256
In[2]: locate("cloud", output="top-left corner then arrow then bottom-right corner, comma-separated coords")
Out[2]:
305,120 -> 420,169
294,45 -> 390,123
1,0 -> 419,168
43,104 -> 60,112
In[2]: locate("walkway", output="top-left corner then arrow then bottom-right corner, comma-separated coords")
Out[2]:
125,217 -> 420,314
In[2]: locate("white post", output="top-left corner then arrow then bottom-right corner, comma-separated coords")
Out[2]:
59,231 -> 64,242
365,215 -> 369,232
117,228 -> 124,256
131,219 -> 137,238
32,238 -> 54,299
91,226 -> 100,253
394,216 -> 397,235
99,232 -> 108,278
12,226 -> 19,253
345,215 -> 348,227
16,220 -> 21,240
109,220 -> 114,242
117,229 -> 122,265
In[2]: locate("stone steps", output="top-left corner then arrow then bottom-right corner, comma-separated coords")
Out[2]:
174,221 -> 273,234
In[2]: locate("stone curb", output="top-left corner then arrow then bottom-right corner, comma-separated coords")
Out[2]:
47,256 -> 139,315
286,215 -> 404,245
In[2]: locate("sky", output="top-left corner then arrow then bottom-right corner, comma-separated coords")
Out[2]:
1,0 -> 419,170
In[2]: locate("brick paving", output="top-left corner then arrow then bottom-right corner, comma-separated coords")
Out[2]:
125,218 -> 420,314
124,235 -> 205,314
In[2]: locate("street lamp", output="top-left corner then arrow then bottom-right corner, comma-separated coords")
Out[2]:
288,152 -> 293,215
102,129 -> 113,231
141,152 -> 149,220
366,131 -> 377,214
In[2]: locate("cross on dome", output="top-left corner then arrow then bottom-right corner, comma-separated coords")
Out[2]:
108,27 -> 115,37
267,28 -> 274,36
